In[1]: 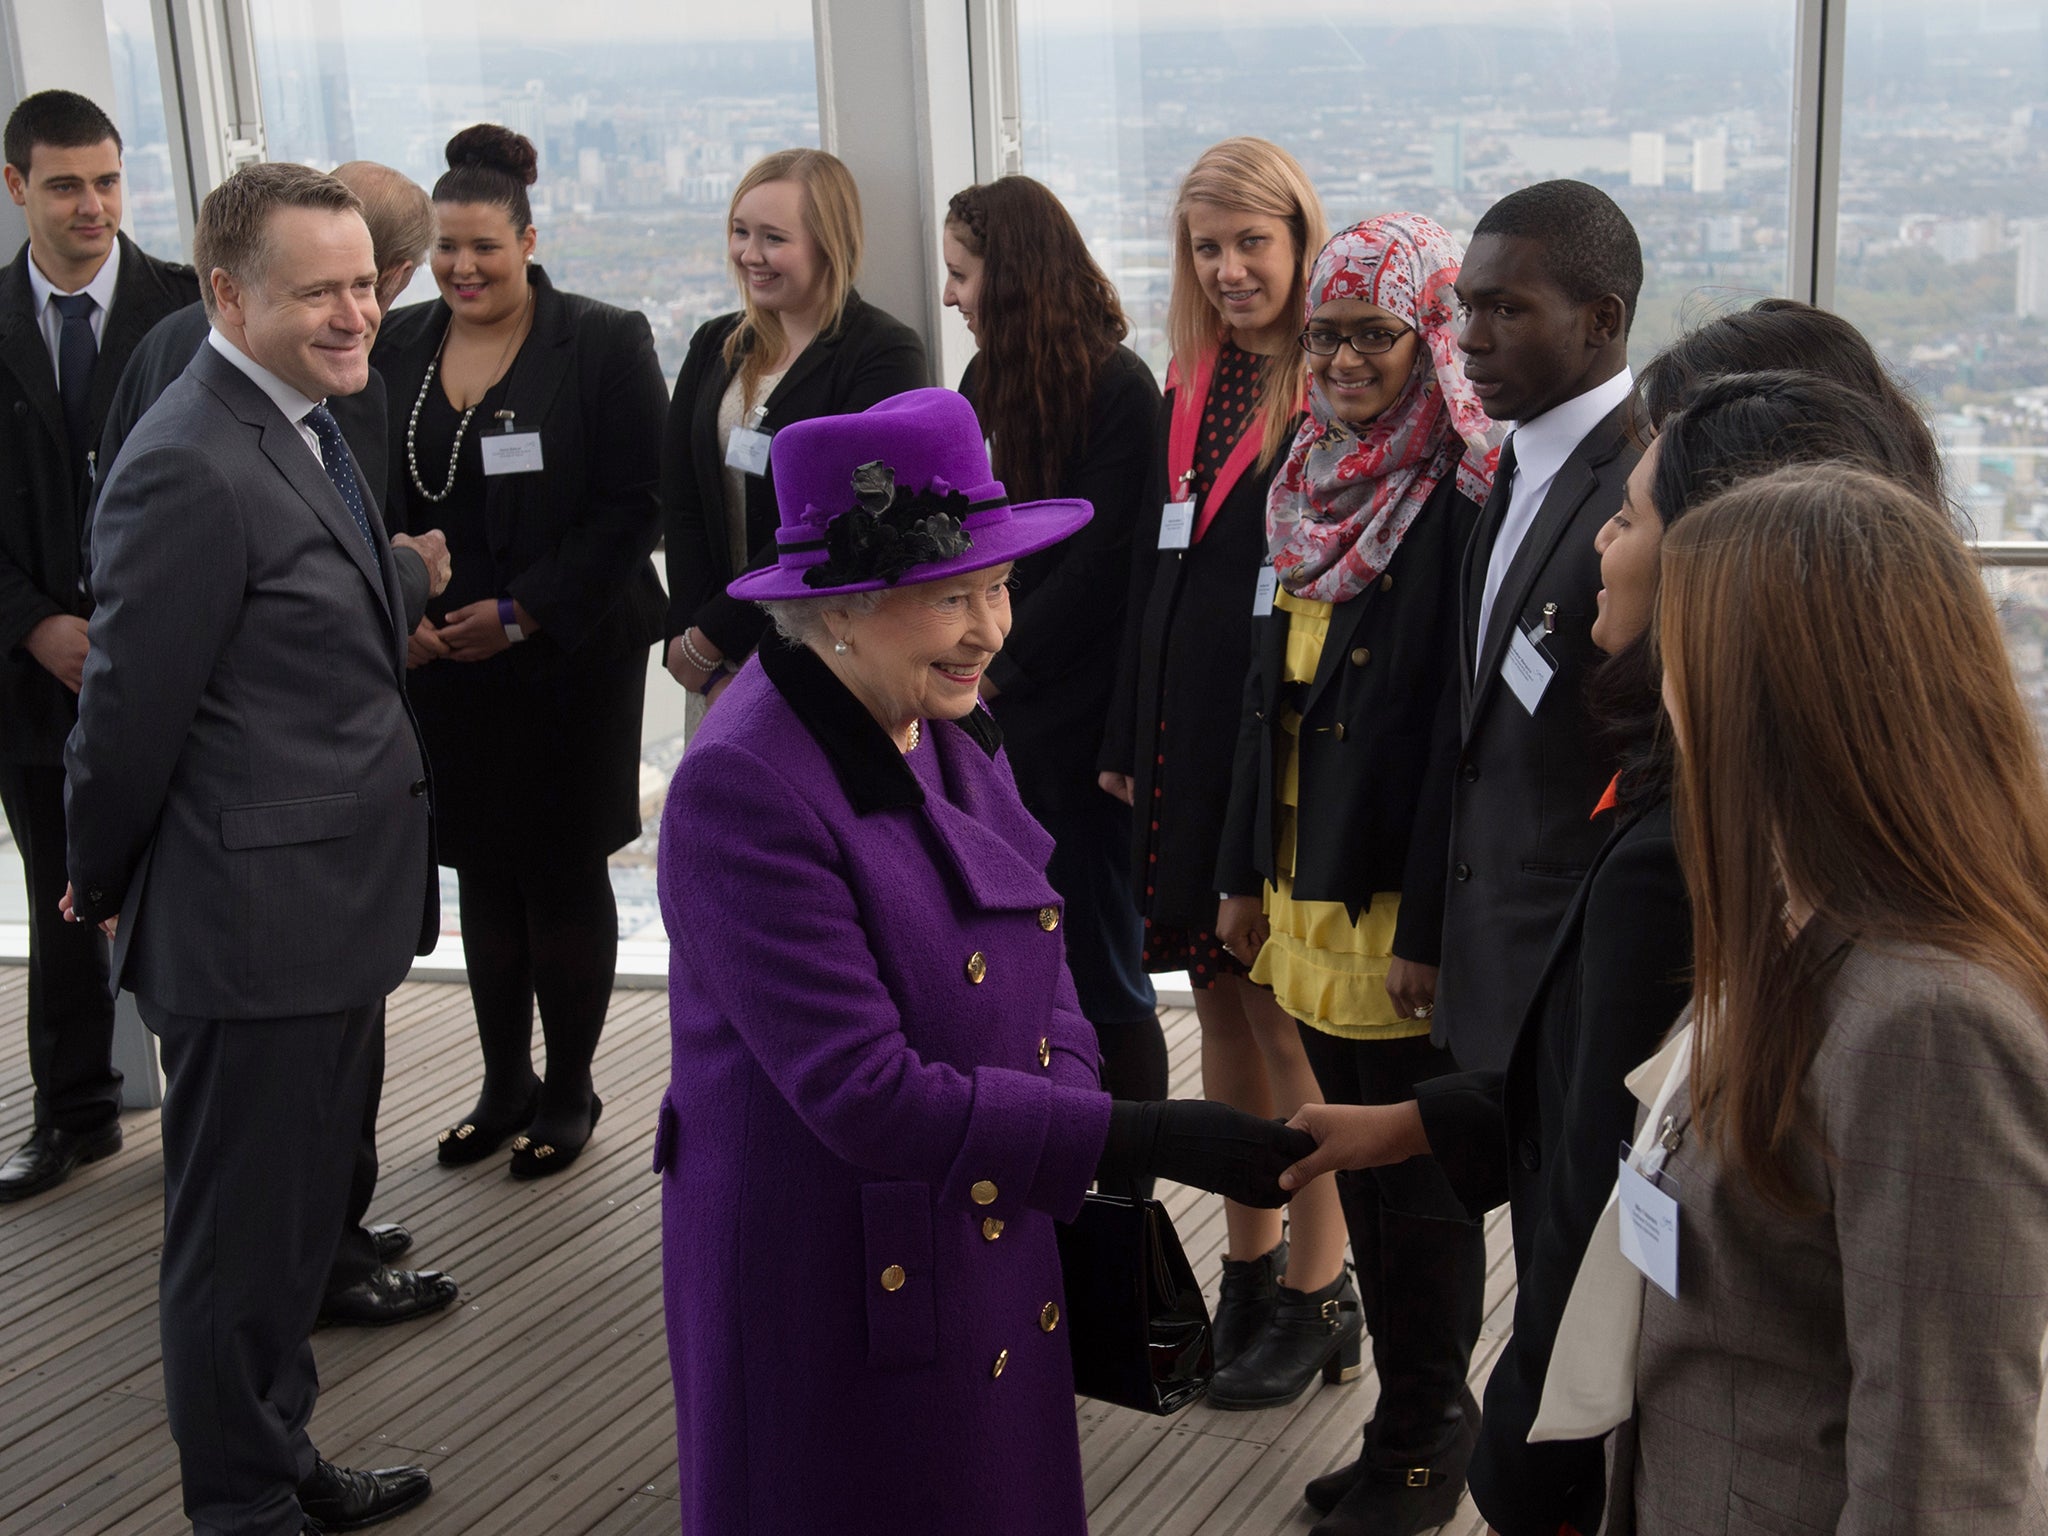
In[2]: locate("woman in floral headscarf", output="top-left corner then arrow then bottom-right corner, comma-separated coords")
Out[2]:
1213,213 -> 1501,1534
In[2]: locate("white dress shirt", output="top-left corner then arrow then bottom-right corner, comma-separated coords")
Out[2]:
206,328 -> 326,467
27,238 -> 121,383
1473,367 -> 1633,674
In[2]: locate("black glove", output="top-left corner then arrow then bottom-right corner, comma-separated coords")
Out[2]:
1095,1099 -> 1315,1209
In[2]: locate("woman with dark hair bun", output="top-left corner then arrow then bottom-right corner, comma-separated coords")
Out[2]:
940,175 -> 1167,1167
374,123 -> 669,1179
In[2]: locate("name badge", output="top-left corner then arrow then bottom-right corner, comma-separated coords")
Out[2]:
1617,1157 -> 1680,1298
725,426 -> 773,476
1502,626 -> 1556,716
1158,499 -> 1196,550
480,431 -> 544,477
1252,564 -> 1278,617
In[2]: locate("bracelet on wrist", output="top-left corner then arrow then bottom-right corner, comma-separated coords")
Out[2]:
498,597 -> 527,643
678,628 -> 721,675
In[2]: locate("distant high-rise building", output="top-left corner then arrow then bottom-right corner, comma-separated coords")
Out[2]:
1431,122 -> 1465,192
1700,215 -> 1744,255
1630,132 -> 1666,189
578,146 -> 605,192
1691,131 -> 1727,194
2018,220 -> 2048,319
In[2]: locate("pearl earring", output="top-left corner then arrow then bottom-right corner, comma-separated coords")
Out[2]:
833,639 -> 850,655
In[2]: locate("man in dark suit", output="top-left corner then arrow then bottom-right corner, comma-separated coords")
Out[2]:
65,162 -> 439,1535
0,90 -> 198,1201
97,160 -> 459,1330
1436,180 -> 1644,1075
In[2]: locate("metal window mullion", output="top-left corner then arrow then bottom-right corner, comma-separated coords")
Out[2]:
1789,0 -> 1845,306
155,0 -> 268,249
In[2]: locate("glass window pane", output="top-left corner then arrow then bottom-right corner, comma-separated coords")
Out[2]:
1835,1 -> 2048,538
103,0 -> 186,261
1015,1 -> 1800,374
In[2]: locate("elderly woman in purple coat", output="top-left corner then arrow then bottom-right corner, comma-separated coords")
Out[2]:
655,388 -> 1309,1534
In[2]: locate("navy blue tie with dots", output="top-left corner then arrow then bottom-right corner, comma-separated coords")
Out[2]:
52,292 -> 96,471
305,403 -> 382,569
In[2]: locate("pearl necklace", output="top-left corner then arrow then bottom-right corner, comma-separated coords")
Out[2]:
406,292 -> 533,505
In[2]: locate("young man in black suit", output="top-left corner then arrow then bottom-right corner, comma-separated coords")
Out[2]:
1435,181 -> 1643,1076
0,90 -> 196,1201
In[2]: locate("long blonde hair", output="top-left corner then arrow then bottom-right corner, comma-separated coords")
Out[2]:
1168,137 -> 1326,468
1661,464 -> 2048,1211
722,149 -> 864,409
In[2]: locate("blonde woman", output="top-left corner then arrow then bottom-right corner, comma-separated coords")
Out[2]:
1098,136 -> 1343,1392
661,148 -> 928,699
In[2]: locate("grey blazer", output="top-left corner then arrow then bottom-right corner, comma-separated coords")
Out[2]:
1609,941 -> 2048,1535
65,342 -> 437,1018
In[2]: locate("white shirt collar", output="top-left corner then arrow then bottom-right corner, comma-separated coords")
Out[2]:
1505,367 -> 1634,487
206,327 -> 322,429
27,235 -> 121,322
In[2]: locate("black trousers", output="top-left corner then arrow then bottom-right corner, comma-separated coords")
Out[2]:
324,1022 -> 386,1291
0,761 -> 118,1131
1297,1026 -> 1486,1460
147,997 -> 382,1536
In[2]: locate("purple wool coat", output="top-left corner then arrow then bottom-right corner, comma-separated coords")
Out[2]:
656,637 -> 1114,1535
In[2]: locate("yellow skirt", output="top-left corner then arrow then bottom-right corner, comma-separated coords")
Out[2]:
1249,591 -> 1432,1043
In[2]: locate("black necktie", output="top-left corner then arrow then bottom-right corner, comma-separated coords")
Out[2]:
305,403 -> 382,568
52,293 -> 97,471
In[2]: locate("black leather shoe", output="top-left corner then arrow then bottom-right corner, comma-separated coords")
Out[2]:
297,1458 -> 431,1531
0,1122 -> 122,1202
1308,1390 -> 1478,1536
367,1223 -> 413,1264
317,1267 -> 459,1328
1207,1267 -> 1363,1410
1213,1239 -> 1287,1371
436,1080 -> 540,1167
510,1094 -> 602,1181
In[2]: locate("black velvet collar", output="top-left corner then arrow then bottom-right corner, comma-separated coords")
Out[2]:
758,637 -> 1003,815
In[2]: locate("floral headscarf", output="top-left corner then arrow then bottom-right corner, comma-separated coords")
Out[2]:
1267,213 -> 1502,604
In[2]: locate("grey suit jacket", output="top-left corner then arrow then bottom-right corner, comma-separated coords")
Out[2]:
64,342 -> 437,1018
1609,942 -> 2048,1535
1434,402 -> 1637,1071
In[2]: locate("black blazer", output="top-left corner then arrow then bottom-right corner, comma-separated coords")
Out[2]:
965,346 -> 1160,809
660,293 -> 927,661
1100,386 -> 1290,928
1435,400 -> 1638,1070
1216,473 -> 1475,964
0,235 -> 197,763
373,265 -> 668,656
1414,795 -> 1690,1536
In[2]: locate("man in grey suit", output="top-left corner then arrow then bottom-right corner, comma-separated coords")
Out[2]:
63,162 -> 440,1535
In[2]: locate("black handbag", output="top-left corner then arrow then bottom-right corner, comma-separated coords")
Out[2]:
1054,1192 -> 1213,1415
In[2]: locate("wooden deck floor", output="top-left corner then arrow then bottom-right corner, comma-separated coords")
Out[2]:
0,969 -> 1507,1535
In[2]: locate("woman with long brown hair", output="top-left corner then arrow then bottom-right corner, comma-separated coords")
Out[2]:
1096,136 -> 1337,1366
940,175 -> 1167,1152
1618,464 -> 2048,1530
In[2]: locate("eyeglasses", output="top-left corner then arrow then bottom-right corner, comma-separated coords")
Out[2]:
1300,324 -> 1414,358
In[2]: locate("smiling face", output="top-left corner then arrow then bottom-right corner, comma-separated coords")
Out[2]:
1305,297 -> 1421,427
941,224 -> 985,344
214,205 -> 379,401
1592,435 -> 1666,655
1183,201 -> 1298,353
729,178 -> 826,322
1454,232 -> 1611,425
430,200 -> 535,326
5,138 -> 123,287
824,564 -> 1016,740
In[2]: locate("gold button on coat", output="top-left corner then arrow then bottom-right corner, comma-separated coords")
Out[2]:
1350,647 -> 1371,667
981,1217 -> 1005,1241
965,951 -> 987,984
879,1264 -> 906,1292
992,1348 -> 1009,1379
1040,1301 -> 1060,1332
1380,573 -> 1394,591
1333,722 -> 1348,741
1037,1037 -> 1051,1068
971,1180 -> 998,1205
1037,906 -> 1060,931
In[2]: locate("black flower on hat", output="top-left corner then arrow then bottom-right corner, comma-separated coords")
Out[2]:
804,460 -> 974,589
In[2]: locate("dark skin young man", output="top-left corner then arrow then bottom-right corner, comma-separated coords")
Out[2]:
1453,233 -> 1629,425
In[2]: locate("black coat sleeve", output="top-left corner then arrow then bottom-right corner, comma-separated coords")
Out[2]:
659,317 -> 732,642
1412,1068 -> 1510,1216
1213,627 -> 1267,898
983,352 -> 1161,701
1096,382 -> 1173,778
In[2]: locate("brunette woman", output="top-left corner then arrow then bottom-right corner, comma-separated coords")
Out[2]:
375,125 -> 668,1177
940,176 -> 1164,1165
1097,136 -> 1334,1359
663,149 -> 928,703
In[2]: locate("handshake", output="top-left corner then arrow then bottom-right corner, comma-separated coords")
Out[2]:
1096,1099 -> 1318,1208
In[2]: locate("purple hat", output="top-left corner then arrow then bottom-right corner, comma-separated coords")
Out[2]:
726,387 -> 1093,601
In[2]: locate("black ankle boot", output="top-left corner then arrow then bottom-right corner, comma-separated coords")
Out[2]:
1303,1417 -> 1374,1515
1213,1239 -> 1287,1371
1309,1384 -> 1477,1536
1207,1267 -> 1362,1411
